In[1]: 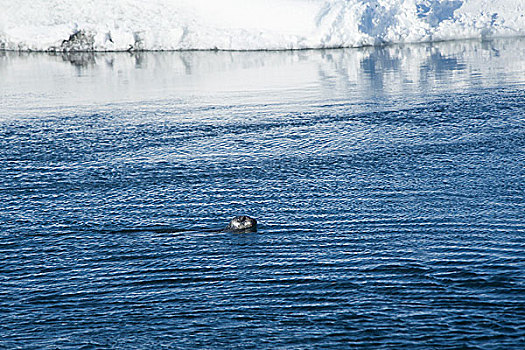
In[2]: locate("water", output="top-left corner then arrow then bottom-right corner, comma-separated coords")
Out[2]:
1,39 -> 524,349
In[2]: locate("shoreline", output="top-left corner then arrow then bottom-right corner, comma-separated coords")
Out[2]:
2,35 -> 525,54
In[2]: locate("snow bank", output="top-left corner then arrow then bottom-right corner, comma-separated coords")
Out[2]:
0,0 -> 524,51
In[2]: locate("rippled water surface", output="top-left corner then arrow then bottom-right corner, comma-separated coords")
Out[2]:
1,39 -> 524,349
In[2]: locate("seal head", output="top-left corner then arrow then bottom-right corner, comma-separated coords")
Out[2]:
226,216 -> 257,232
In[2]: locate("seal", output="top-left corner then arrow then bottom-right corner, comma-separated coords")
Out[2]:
114,216 -> 258,235
226,216 -> 257,232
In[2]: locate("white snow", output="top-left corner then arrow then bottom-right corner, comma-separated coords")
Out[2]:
0,0 -> 524,51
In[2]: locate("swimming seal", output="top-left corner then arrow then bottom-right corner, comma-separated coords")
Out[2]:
226,216 -> 257,232
114,216 -> 258,235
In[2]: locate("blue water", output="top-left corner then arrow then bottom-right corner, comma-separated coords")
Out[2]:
1,39 -> 524,349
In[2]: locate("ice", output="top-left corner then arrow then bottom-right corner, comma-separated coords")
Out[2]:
0,0 -> 524,51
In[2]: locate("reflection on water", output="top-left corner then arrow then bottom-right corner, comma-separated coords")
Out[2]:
1,38 -> 525,116
58,52 -> 97,68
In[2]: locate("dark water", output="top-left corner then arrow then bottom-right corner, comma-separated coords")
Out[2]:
1,39 -> 524,349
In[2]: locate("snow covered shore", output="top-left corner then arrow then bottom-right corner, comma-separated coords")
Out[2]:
1,0 -> 524,51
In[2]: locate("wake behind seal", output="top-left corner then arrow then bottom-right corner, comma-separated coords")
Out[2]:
226,216 -> 257,233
